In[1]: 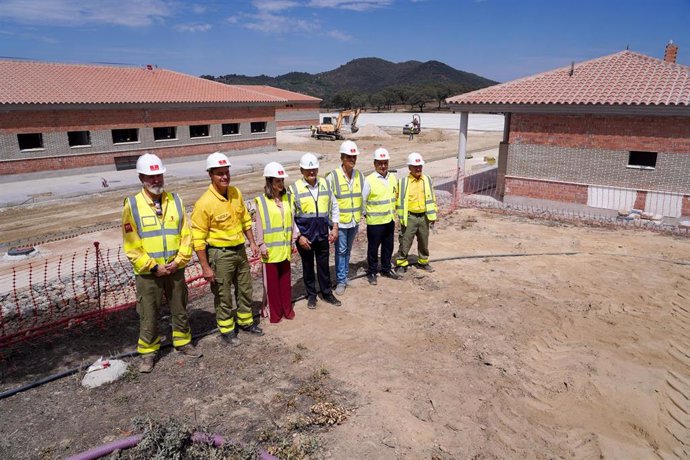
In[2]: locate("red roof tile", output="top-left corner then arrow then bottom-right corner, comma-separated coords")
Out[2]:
235,85 -> 321,103
447,51 -> 690,107
0,60 -> 287,105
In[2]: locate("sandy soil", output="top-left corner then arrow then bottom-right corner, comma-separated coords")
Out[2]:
1,208 -> 689,459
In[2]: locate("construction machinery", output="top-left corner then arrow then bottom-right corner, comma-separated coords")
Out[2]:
403,114 -> 421,136
311,108 -> 361,141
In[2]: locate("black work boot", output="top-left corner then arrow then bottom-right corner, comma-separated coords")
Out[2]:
322,293 -> 342,307
241,323 -> 264,336
220,329 -> 240,346
367,273 -> 377,285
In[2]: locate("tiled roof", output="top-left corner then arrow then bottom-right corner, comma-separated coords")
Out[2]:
235,85 -> 321,103
0,60 -> 288,105
447,51 -> 690,107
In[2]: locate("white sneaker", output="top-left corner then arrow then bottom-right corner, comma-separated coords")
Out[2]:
335,284 -> 346,295
345,278 -> 354,287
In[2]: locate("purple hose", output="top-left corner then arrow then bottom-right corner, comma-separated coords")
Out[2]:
66,434 -> 142,460
67,432 -> 279,460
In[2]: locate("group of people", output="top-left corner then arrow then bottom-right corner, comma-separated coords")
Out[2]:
122,140 -> 438,373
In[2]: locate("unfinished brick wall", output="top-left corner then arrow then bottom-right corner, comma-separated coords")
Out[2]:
504,177 -> 589,204
276,103 -> 320,129
510,113 -> 690,154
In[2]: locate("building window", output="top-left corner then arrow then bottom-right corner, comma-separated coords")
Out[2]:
154,126 -> 177,141
112,128 -> 139,144
222,123 -> 239,135
18,133 -> 44,150
628,151 -> 657,170
190,125 -> 210,138
251,121 -> 267,133
68,131 -> 91,147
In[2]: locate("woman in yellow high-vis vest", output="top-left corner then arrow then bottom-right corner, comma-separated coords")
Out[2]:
255,162 -> 296,323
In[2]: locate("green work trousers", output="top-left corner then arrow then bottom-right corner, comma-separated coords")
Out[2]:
135,268 -> 191,355
208,245 -> 254,334
395,213 -> 431,267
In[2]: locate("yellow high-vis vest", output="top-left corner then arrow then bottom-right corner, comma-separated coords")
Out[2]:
396,175 -> 438,227
327,168 -> 363,224
255,193 -> 294,263
289,177 -> 332,220
124,191 -> 186,274
364,172 -> 397,225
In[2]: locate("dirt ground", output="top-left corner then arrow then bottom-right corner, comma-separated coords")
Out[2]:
1,208 -> 689,459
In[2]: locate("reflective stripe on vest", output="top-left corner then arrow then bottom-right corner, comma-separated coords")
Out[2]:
328,168 -> 363,223
290,178 -> 331,219
365,173 -> 397,225
128,192 -> 183,266
255,194 -> 293,263
396,175 -> 438,227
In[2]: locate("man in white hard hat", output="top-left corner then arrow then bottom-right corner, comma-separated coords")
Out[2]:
394,152 -> 438,275
326,140 -> 364,295
290,153 -> 342,309
191,152 -> 262,346
362,147 -> 402,285
122,152 -> 202,373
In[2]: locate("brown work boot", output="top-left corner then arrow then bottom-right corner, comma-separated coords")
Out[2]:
176,344 -> 203,358
138,353 -> 156,373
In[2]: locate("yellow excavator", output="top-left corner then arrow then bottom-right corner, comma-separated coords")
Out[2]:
311,108 -> 361,141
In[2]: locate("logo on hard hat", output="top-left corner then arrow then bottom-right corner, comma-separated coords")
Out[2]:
350,149 -> 356,153
415,158 -> 421,163
150,165 -> 159,171
378,154 -> 385,158
219,159 -> 227,165
278,170 -> 284,176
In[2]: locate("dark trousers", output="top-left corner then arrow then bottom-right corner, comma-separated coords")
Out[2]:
297,239 -> 332,300
366,220 -> 395,275
264,260 -> 294,323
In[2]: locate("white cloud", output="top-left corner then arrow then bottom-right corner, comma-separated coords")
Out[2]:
0,0 -> 172,27
326,29 -> 352,41
252,0 -> 300,12
308,0 -> 392,11
174,23 -> 212,32
243,10 -> 317,34
191,4 -> 207,14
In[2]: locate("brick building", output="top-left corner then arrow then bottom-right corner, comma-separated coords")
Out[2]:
235,85 -> 321,129
447,43 -> 690,218
0,60 -> 319,176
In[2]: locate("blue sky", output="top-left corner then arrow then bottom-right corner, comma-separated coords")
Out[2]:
0,0 -> 689,83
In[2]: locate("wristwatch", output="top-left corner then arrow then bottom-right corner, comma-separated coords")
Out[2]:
150,264 -> 159,274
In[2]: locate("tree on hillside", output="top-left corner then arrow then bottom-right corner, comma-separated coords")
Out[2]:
381,88 -> 398,110
432,85 -> 453,109
409,88 -> 433,112
369,93 -> 386,112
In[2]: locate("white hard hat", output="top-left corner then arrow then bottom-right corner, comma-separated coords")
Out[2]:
263,161 -> 288,178
407,152 -> 425,166
206,152 -> 231,171
339,140 -> 360,156
299,153 -> 319,169
136,153 -> 166,175
373,147 -> 390,161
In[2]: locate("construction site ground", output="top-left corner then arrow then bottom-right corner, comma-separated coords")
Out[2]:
1,123 -> 689,459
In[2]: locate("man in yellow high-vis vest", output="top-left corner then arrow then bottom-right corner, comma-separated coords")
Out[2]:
395,152 -> 438,275
362,147 -> 403,285
122,153 -> 202,374
191,152 -> 262,347
326,140 -> 364,295
290,153 -> 342,309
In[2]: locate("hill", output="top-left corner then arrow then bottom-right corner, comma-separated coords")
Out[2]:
201,57 -> 497,108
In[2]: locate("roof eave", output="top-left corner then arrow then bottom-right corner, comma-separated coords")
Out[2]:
0,101 -> 284,111
446,103 -> 690,116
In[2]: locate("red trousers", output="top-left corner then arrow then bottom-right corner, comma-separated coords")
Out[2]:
264,260 -> 294,323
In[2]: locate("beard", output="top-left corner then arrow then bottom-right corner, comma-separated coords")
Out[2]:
144,184 -> 164,195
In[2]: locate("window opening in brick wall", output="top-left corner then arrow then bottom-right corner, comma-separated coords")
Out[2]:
190,125 -> 210,138
18,133 -> 44,150
628,151 -> 657,170
222,123 -> 240,135
112,128 -> 139,144
154,126 -> 177,141
251,121 -> 267,133
68,130 -> 91,147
